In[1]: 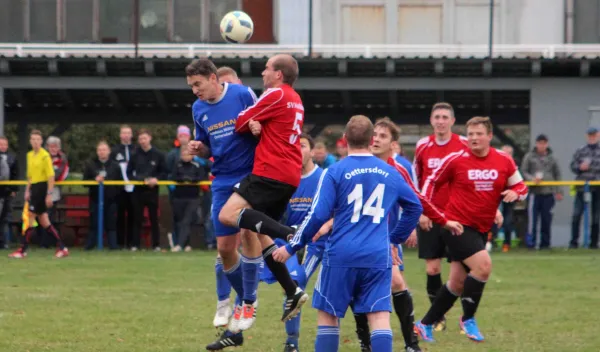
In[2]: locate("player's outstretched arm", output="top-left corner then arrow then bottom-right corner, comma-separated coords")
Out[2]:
389,180 -> 423,244
285,170 -> 335,256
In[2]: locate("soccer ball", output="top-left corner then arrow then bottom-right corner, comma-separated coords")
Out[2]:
220,11 -> 254,44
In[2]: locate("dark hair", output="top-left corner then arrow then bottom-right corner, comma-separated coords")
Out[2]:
374,117 -> 400,142
30,129 -> 43,138
138,128 -> 152,137
272,55 -> 299,86
185,58 -> 218,78
431,102 -> 455,117
345,115 -> 373,149
299,133 -> 314,149
466,116 -> 493,134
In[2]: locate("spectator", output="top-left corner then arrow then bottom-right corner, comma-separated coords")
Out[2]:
166,125 -> 191,247
313,141 -> 337,169
489,145 -> 518,252
0,136 -> 18,249
41,136 -> 69,248
335,137 -> 347,159
111,125 -> 136,249
83,141 -> 122,250
570,127 -> 600,249
127,129 -> 167,251
521,135 -> 563,250
170,148 -> 205,252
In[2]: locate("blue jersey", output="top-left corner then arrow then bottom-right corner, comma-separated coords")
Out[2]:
287,154 -> 422,269
192,83 -> 258,184
394,153 -> 415,182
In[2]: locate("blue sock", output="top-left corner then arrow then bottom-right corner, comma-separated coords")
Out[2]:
285,305 -> 300,346
371,329 -> 393,352
223,329 -> 242,338
315,325 -> 339,352
223,256 -> 244,304
215,257 -> 232,302
241,254 -> 262,304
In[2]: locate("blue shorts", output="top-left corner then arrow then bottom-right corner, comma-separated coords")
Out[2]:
211,176 -> 248,237
312,266 -> 392,318
302,242 -> 324,282
260,238 -> 307,289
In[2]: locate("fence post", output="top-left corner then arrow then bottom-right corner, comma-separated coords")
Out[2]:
97,182 -> 104,250
583,181 -> 590,249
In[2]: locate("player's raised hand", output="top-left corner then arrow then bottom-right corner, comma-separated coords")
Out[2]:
272,246 -> 291,263
501,189 -> 518,203
444,220 -> 464,235
248,119 -> 262,136
494,209 -> 504,228
419,215 -> 432,231
391,245 -> 402,266
405,230 -> 418,247
187,140 -> 203,155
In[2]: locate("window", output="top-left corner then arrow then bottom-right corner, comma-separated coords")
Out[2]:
138,0 -> 168,42
65,0 -> 94,42
0,0 -> 24,42
30,0 -> 58,42
208,0 -> 240,43
172,0 -> 203,42
341,6 -> 385,44
398,6 -> 442,44
99,0 -> 133,43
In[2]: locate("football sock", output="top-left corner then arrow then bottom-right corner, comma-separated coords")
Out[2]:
353,312 -> 371,347
371,329 -> 393,352
21,227 -> 34,252
393,290 -> 418,347
315,325 -> 339,352
237,208 -> 295,240
215,257 -> 232,301
285,308 -> 300,347
461,275 -> 487,321
223,256 -> 245,303
263,244 -> 298,297
241,254 -> 262,305
422,284 -> 459,325
45,225 -> 65,250
426,273 -> 443,304
223,329 -> 242,338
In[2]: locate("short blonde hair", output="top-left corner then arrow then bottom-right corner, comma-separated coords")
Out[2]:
217,66 -> 238,79
466,116 -> 493,133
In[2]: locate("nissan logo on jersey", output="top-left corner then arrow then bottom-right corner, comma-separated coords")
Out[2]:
468,169 -> 499,180
427,158 -> 441,169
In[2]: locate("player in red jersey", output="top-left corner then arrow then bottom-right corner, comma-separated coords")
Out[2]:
414,117 -> 528,344
218,54 -> 308,332
412,102 -> 469,330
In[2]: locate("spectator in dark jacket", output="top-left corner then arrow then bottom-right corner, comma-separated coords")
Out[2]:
570,127 -> 600,248
111,125 -> 136,249
521,134 -> 563,249
0,136 -> 18,249
127,129 -> 167,251
83,141 -> 122,250
170,148 -> 205,252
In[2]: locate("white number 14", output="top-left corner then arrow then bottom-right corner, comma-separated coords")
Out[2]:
347,183 -> 385,224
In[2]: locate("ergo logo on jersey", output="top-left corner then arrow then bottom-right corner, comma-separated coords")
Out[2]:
468,169 -> 499,180
427,158 -> 441,169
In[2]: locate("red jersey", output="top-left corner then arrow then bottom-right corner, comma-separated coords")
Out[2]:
387,157 -> 447,226
235,84 -> 303,187
422,148 -> 528,233
413,133 -> 468,210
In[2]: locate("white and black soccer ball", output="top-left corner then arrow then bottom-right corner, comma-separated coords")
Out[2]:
220,11 -> 254,44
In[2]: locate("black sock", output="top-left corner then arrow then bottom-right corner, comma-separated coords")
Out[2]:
238,208 -> 295,240
422,284 -> 459,325
262,244 -> 298,296
45,225 -> 65,250
393,290 -> 418,348
461,275 -> 487,321
426,273 -> 443,304
353,312 -> 371,347
21,228 -> 34,252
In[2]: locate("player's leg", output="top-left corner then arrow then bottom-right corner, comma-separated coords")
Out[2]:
352,311 -> 371,352
315,311 -> 340,352
238,229 -> 261,329
459,249 -> 492,342
36,212 -> 68,257
391,267 -> 420,351
313,266 -> 350,352
213,253 -> 232,327
279,242 -> 307,352
418,224 -> 446,330
9,209 -> 37,258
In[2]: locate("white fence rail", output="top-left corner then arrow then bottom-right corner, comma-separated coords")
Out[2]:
1,43 -> 600,59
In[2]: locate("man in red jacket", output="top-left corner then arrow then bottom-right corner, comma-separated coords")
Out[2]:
218,54 -> 308,332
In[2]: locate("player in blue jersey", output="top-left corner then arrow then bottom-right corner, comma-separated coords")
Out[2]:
259,133 -> 328,352
273,115 -> 424,352
185,59 -> 259,351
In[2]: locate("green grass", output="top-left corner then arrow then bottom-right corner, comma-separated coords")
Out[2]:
0,248 -> 598,352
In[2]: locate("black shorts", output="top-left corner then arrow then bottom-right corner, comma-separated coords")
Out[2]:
233,174 -> 297,221
442,225 -> 487,262
417,223 -> 447,259
29,182 -> 48,215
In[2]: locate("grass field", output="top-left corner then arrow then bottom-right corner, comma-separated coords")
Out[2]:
0,248 -> 598,352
